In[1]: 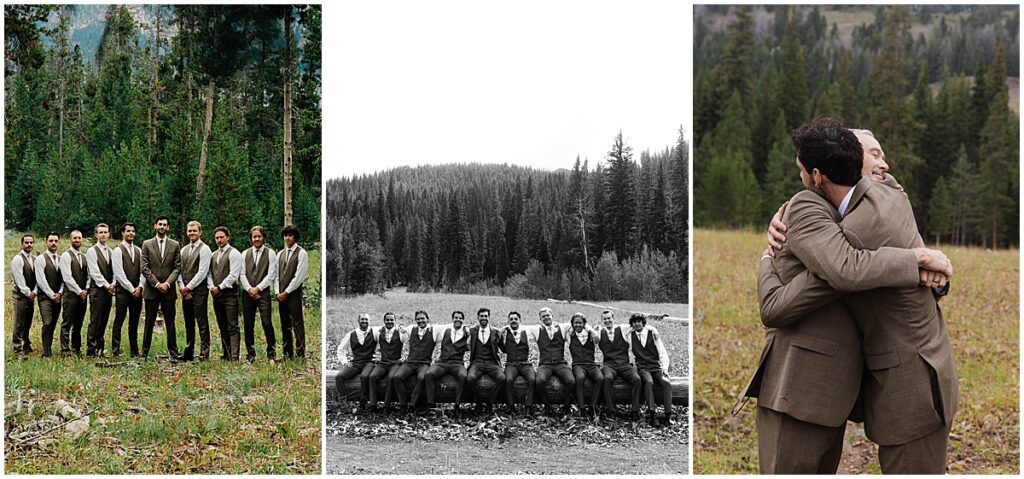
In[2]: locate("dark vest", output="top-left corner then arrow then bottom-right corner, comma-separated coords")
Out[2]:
42,253 -> 62,294
568,331 -> 596,366
245,247 -> 271,290
120,244 -> 142,290
350,329 -> 377,364
470,326 -> 500,364
406,327 -> 436,364
278,246 -> 304,291
537,326 -> 566,365
211,247 -> 236,292
181,242 -> 207,291
438,328 -> 468,364
93,246 -> 114,284
377,327 -> 403,365
503,328 -> 530,365
631,330 -> 660,370
13,253 -> 35,299
67,250 -> 88,289
599,327 -> 630,367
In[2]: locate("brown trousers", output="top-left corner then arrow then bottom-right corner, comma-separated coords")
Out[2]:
878,420 -> 951,474
756,405 -> 846,474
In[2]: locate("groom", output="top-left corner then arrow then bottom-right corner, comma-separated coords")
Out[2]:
736,118 -> 958,474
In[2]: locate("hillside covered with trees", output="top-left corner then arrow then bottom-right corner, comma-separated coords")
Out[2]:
695,5 -> 1019,248
327,130 -> 689,303
4,4 -> 321,244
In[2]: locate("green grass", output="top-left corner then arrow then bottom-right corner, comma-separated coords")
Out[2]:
4,234 -> 322,474
692,228 -> 1019,474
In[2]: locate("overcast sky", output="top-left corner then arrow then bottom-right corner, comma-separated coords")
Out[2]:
323,0 -> 692,178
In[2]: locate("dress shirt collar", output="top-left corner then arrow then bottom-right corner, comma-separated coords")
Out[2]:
838,187 -> 856,218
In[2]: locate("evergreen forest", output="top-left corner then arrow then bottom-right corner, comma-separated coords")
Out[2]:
694,5 -> 1019,248
326,130 -> 689,303
4,4 -> 322,245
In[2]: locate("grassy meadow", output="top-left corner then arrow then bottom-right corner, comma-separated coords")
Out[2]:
3,234 -> 323,474
693,228 -> 1019,474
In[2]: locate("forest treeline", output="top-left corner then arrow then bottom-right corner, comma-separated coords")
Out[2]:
326,130 -> 690,303
4,4 -> 321,245
695,5 -> 1019,247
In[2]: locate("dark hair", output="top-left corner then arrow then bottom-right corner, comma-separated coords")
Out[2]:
791,118 -> 863,187
281,224 -> 300,240
383,311 -> 395,321
120,222 -> 136,234
214,226 -> 231,237
45,231 -> 60,241
154,215 -> 170,224
20,234 -> 34,243
451,310 -> 465,320
507,311 -> 521,320
477,308 -> 490,316
628,313 -> 647,326
414,310 -> 429,320
571,313 -> 587,324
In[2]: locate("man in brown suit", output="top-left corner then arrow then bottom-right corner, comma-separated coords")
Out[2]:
240,226 -> 278,362
755,125 -> 959,473
86,224 -> 116,357
35,232 -> 64,358
140,216 -> 182,359
275,224 -> 308,359
111,223 -> 144,357
736,119 -> 954,473
177,221 -> 212,361
11,234 -> 37,357
209,226 -> 242,361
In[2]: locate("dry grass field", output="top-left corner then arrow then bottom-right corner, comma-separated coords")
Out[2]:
693,228 -> 1019,474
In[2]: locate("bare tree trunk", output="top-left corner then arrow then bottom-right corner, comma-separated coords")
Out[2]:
282,8 -> 294,226
196,78 -> 215,204
575,200 -> 592,274
151,5 -> 160,149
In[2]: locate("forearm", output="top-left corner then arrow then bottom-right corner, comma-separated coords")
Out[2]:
758,258 -> 844,328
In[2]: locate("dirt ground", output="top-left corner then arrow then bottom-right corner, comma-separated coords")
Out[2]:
326,436 -> 688,474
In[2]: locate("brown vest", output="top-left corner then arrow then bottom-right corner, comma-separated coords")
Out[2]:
12,252 -> 35,299
181,241 -> 207,291
278,245 -> 303,291
211,246 -> 236,291
244,247 -> 271,290
120,243 -> 142,290
93,246 -> 114,284
42,253 -> 62,293
67,249 -> 88,289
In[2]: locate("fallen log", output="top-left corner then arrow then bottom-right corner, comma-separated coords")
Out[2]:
325,368 -> 688,407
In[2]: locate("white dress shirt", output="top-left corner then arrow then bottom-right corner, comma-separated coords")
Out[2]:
111,242 -> 145,292
35,252 -> 64,298
86,244 -> 113,289
337,326 -> 383,365
631,325 -> 671,373
176,240 -> 212,290
240,246 -> 278,291
59,248 -> 91,295
838,187 -> 856,218
207,245 -> 242,289
11,251 -> 37,296
274,244 -> 309,294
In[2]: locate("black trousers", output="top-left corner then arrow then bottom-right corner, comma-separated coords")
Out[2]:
111,289 -> 142,356
602,363 -> 641,411
12,293 -> 34,353
182,287 -> 210,360
60,292 -> 87,355
143,295 -> 178,358
535,363 -> 575,406
37,296 -> 61,357
279,287 -> 305,358
572,363 -> 604,409
504,363 -> 536,406
392,362 -> 430,405
242,289 -> 275,360
368,362 -> 402,404
337,361 -> 374,402
639,368 -> 673,415
425,362 -> 467,405
213,289 -> 240,360
467,362 -> 506,405
86,287 -> 113,356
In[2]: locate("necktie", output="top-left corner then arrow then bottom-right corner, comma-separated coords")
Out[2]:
52,253 -> 57,265
286,248 -> 292,265
24,252 -> 33,272
74,251 -> 81,270
254,248 -> 261,265
159,239 -> 165,260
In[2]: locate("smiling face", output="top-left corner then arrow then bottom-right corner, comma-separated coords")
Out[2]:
572,316 -> 586,332
250,229 -> 265,249
856,131 -> 889,181
539,309 -> 553,327
415,312 -> 428,328
187,224 -> 201,244
383,313 -> 395,329
477,310 -> 489,328
122,225 -> 136,243
601,311 -> 614,329
452,312 -> 464,329
154,218 -> 169,237
358,314 -> 370,330
70,230 -> 83,250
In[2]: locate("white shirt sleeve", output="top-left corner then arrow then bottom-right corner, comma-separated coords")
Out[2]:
87,247 -> 111,288
284,248 -> 308,294
60,251 -> 84,295
217,248 -> 242,289
239,249 -> 252,290
11,254 -> 33,296
36,255 -> 59,298
261,249 -> 278,291
338,333 -> 352,366
112,247 -> 131,291
650,326 -> 670,374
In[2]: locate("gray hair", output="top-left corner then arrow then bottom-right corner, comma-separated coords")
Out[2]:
850,128 -> 874,138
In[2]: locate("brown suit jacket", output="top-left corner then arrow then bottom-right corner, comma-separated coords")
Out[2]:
737,182 -> 920,427
141,236 -> 182,300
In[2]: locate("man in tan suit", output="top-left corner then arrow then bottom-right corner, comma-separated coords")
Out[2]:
736,119 -> 954,473
35,232 -> 64,358
754,124 -> 959,473
140,216 -> 182,359
178,221 -> 212,361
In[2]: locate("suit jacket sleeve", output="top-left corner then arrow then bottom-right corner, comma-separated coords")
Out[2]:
165,242 -> 181,285
141,241 -> 159,287
785,191 -> 920,292
758,257 -> 844,328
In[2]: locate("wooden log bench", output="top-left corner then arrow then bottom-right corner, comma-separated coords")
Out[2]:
325,368 -> 688,407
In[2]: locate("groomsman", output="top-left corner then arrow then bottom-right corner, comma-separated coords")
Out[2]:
467,308 -> 505,414
209,226 -> 242,361
530,308 -> 575,416
628,313 -> 673,426
424,311 -> 470,416
275,224 -> 308,359
35,232 -> 63,357
10,234 -> 37,356
367,312 -> 408,410
392,310 -> 436,412
336,313 -> 378,407
140,216 -> 182,359
499,311 -> 535,415
568,313 -> 603,417
598,310 -> 641,419
111,223 -> 144,357
59,230 -> 91,356
240,226 -> 278,362
85,224 -> 116,357
177,221 -> 212,361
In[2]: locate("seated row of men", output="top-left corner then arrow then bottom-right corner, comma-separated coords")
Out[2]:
9,218 -> 309,362
336,307 -> 675,425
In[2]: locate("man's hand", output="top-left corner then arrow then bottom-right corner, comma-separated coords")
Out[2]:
79,290 -> 88,300
761,247 -> 773,259
247,287 -> 261,299
157,282 -> 169,293
107,284 -> 115,294
211,286 -> 221,297
912,247 -> 953,278
52,293 -> 62,302
767,202 -> 789,253
27,292 -> 36,300
277,291 -> 288,302
180,286 -> 190,297
132,287 -> 142,299
919,269 -> 949,289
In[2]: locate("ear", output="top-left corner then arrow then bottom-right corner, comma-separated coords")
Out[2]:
811,168 -> 823,189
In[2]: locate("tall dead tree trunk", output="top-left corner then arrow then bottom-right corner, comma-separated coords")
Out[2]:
196,78 -> 214,204
151,5 -> 160,149
282,8 -> 294,226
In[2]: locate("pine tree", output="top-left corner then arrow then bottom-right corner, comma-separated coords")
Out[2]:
603,131 -> 637,260
927,176 -> 953,244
